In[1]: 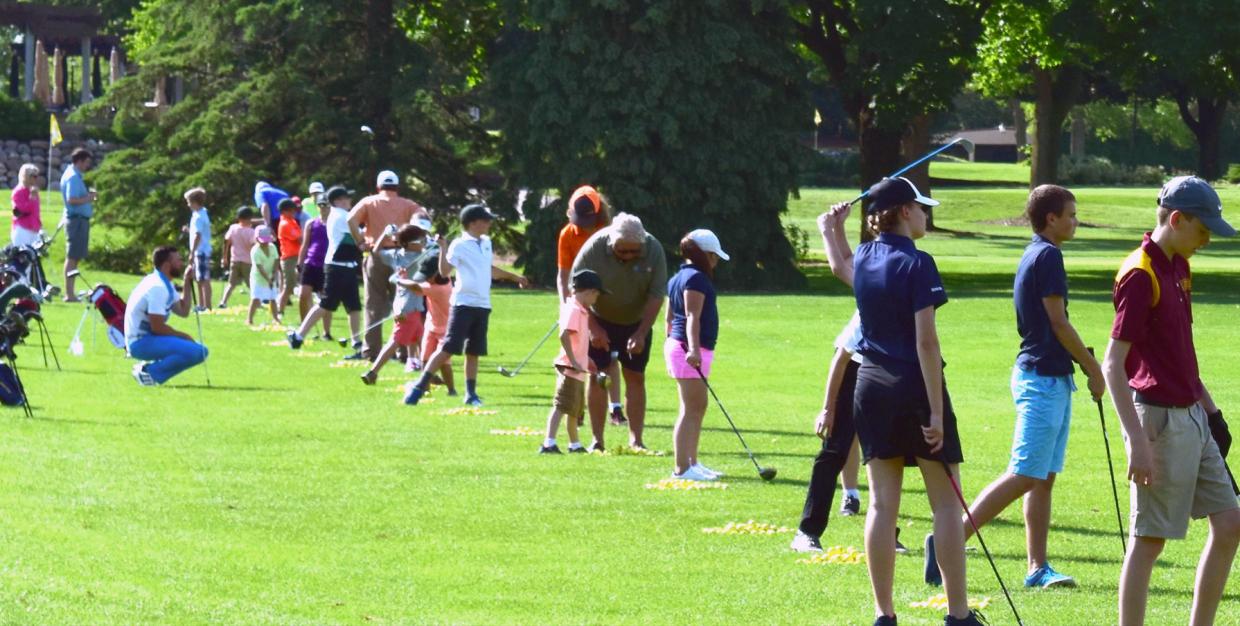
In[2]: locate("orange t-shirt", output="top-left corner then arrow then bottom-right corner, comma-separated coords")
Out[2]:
349,193 -> 423,248
554,298 -> 591,381
420,281 -> 453,335
556,223 -> 602,269
277,215 -> 302,259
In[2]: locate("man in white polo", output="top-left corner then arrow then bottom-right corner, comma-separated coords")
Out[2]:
126,246 -> 208,386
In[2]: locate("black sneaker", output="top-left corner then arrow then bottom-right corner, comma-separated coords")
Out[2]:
539,445 -> 562,455
944,610 -> 987,626
286,331 -> 303,350
590,441 -> 605,452
874,615 -> 897,626
840,494 -> 861,516
322,332 -> 334,342
895,527 -> 909,555
337,337 -> 350,347
342,351 -> 366,361
924,533 -> 942,586
568,446 -> 588,454
610,405 -> 627,425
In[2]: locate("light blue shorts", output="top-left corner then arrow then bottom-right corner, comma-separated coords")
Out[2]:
1008,365 -> 1075,480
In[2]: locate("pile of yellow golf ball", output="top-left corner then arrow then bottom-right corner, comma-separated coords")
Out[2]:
443,407 -> 499,416
291,350 -> 334,359
909,594 -> 991,611
610,446 -> 665,457
644,478 -> 728,491
329,359 -> 369,369
249,323 -> 285,332
797,545 -> 866,565
489,426 -> 540,436
203,306 -> 246,316
702,520 -> 793,535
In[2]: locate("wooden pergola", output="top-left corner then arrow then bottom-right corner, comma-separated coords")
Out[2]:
1,1 -> 122,106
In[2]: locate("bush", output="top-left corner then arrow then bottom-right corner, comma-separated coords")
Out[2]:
0,95 -> 47,141
1225,164 -> 1240,184
87,241 -> 147,274
799,149 -> 861,188
1058,156 -> 1164,186
784,223 -> 811,263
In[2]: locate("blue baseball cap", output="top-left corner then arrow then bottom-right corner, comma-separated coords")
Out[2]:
864,177 -> 940,214
1158,176 -> 1235,237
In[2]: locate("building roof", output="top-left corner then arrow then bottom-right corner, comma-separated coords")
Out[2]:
940,127 -> 1017,147
0,2 -> 104,41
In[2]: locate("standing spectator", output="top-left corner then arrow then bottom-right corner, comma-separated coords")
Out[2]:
10,163 -> 42,248
349,170 -> 428,361
305,182 -> 325,220
287,186 -> 365,353
61,148 -> 97,302
570,213 -> 667,451
218,207 -> 256,308
247,225 -> 281,326
404,204 -> 529,407
125,246 -> 208,386
665,230 -> 728,479
297,198 -> 333,339
276,198 -> 302,316
185,187 -> 213,312
253,181 -> 290,232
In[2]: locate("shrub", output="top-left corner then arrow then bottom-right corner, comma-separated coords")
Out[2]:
799,150 -> 861,188
1225,164 -> 1240,184
0,95 -> 47,141
784,223 -> 811,263
1058,156 -> 1164,186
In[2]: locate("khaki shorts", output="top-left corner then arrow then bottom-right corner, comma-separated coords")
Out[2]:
281,257 -> 298,289
552,368 -> 585,418
1131,401 -> 1239,539
228,262 -> 251,287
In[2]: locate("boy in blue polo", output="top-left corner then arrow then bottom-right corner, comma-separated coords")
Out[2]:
1103,176 -> 1239,626
927,185 -> 1104,589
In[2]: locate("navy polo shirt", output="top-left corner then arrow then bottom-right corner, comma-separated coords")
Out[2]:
853,234 -> 947,364
1014,234 -> 1074,376
668,264 -> 718,350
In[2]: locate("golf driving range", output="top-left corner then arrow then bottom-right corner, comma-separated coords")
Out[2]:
1,184 -> 1237,624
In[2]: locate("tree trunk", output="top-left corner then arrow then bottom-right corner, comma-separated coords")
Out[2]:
1070,107 -> 1086,158
363,0 -> 396,173
1011,98 -> 1027,150
901,114 -> 934,229
858,115 -> 904,242
1030,66 -> 1082,187
1176,95 -> 1228,181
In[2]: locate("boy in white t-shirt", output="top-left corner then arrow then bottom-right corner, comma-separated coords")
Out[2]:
404,204 -> 528,407
184,187 -> 212,312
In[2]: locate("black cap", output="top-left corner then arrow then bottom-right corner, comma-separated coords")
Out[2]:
411,253 -> 440,282
460,203 -> 496,226
864,177 -> 940,214
326,186 -> 354,203
236,206 -> 255,219
570,269 -> 609,294
278,198 -> 298,212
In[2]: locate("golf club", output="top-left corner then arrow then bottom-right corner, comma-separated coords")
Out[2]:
694,365 -> 777,481
848,137 -> 976,206
498,320 -> 558,377
939,456 -> 1023,626
1086,348 -> 1126,554
187,280 -> 211,387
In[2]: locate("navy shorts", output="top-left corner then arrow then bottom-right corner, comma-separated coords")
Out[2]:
853,354 -> 964,466
320,264 -> 361,312
588,317 -> 652,374
442,305 -> 490,356
300,264 -> 325,292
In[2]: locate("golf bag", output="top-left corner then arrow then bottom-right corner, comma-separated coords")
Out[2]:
0,243 -> 55,301
89,285 -> 127,349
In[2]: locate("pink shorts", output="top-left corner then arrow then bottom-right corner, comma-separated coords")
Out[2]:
420,328 -> 446,362
664,339 -> 714,379
392,313 -> 424,347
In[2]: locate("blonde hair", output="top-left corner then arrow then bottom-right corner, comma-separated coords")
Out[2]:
607,212 -> 647,245
184,187 -> 207,205
18,163 -> 39,185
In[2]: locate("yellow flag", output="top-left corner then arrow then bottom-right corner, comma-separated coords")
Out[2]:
813,109 -> 822,126
49,114 -> 63,146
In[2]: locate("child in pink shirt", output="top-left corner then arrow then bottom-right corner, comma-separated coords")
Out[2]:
541,270 -> 606,454
416,253 -> 457,395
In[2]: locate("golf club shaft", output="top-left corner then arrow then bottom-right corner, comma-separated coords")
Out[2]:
940,459 -> 1024,626
1096,399 -> 1128,554
694,365 -> 764,475
849,137 -> 971,205
188,282 -> 211,387
506,320 -> 558,376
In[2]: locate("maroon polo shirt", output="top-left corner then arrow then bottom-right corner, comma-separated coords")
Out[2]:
1110,233 -> 1202,406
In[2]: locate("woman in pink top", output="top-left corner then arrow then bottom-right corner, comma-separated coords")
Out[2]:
10,163 -> 42,247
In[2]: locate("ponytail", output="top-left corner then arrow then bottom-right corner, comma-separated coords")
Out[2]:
679,237 -> 714,280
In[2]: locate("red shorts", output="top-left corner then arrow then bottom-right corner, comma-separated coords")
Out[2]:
392,312 -> 424,347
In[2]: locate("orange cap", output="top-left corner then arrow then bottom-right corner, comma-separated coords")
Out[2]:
568,185 -> 601,222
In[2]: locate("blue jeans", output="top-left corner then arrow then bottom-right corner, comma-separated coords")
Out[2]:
128,335 -> 208,384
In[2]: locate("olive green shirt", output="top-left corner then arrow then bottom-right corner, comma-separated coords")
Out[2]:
571,231 -> 667,325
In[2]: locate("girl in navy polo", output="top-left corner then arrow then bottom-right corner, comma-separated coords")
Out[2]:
664,230 -> 728,482
851,178 -> 979,626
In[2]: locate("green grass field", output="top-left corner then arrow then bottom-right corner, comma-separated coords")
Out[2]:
1,187 -> 1238,625
929,160 -> 1030,185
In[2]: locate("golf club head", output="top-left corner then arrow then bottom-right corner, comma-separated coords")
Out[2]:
497,366 -> 515,377
66,269 -> 82,279
360,125 -> 375,136
955,137 -> 976,159
759,467 -> 777,481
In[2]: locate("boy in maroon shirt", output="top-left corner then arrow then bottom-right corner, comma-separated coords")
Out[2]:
1102,176 -> 1239,626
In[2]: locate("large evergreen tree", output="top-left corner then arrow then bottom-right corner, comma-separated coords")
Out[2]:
491,0 -> 811,289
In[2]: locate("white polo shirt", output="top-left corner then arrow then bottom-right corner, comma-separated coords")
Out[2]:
125,270 -> 179,346
446,232 -> 493,309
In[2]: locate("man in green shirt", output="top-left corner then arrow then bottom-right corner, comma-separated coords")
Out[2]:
571,212 -> 667,450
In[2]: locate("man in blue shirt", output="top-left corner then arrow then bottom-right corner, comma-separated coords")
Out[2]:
929,185 -> 1106,589
61,148 -> 96,302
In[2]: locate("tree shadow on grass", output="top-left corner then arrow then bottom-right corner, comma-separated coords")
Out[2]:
172,384 -> 271,392
643,422 -> 808,439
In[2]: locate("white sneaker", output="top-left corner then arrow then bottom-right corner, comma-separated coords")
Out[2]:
672,465 -> 717,482
694,462 -> 723,478
789,530 -> 824,553
131,362 -> 156,387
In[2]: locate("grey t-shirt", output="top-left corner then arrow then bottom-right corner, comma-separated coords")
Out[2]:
571,231 -> 667,325
378,248 -> 428,315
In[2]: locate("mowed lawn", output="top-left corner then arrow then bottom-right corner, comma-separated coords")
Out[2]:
0,187 -> 1238,625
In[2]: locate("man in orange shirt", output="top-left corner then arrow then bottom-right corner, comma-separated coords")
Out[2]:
349,170 -> 430,361
276,198 -> 303,317
556,185 -> 608,301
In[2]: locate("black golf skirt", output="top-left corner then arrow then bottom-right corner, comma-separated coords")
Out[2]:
853,355 -> 964,466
